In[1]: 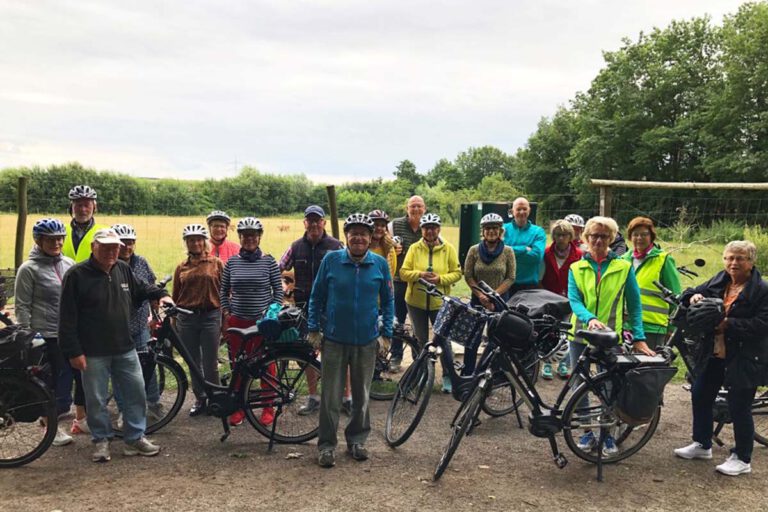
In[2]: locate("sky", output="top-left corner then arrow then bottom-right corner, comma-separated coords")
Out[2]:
0,0 -> 749,183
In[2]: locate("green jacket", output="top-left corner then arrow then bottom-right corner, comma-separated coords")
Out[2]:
622,246 -> 681,334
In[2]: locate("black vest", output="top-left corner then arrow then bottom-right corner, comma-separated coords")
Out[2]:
391,216 -> 422,281
290,232 -> 343,304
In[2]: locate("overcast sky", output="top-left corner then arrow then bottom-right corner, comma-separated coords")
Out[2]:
0,0 -> 748,183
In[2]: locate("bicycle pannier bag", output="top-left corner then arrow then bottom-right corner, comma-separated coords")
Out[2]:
615,365 -> 676,425
507,289 -> 572,320
0,325 -> 37,370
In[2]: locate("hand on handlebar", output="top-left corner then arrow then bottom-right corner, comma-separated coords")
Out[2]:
159,296 -> 175,307
478,294 -> 495,311
420,272 -> 440,285
631,340 -> 656,356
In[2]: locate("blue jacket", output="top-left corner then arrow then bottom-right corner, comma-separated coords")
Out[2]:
502,220 -> 546,285
308,249 -> 394,345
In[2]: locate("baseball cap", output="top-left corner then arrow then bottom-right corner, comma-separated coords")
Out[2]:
304,205 -> 325,218
92,228 -> 125,246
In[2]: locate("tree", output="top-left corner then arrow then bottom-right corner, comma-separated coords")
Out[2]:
394,160 -> 423,190
455,146 -> 516,186
426,158 -> 464,190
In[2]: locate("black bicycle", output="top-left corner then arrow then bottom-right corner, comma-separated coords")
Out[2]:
370,321 -> 421,401
0,313 -> 57,468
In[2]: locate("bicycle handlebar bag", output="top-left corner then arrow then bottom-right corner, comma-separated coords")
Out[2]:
432,297 -> 486,347
488,309 -> 535,353
506,289 -> 572,320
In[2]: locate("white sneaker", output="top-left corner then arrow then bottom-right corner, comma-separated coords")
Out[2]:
124,436 -> 160,457
674,442 -> 712,460
92,439 -> 111,462
52,427 -> 74,446
716,453 -> 751,476
71,418 -> 90,435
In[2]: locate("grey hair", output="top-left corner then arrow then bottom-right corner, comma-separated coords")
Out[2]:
723,240 -> 757,262
583,216 -> 619,244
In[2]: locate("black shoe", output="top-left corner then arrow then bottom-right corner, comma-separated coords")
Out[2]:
189,399 -> 206,417
347,444 -> 369,461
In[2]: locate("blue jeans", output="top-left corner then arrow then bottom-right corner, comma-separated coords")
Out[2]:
114,330 -> 159,411
691,357 -> 757,462
81,350 -> 146,443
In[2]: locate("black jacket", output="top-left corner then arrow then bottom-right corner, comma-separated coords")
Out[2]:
59,257 -> 168,359
681,268 -> 768,388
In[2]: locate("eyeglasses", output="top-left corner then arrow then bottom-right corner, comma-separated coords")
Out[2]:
305,218 -> 324,225
239,232 -> 261,239
588,233 -> 610,240
631,231 -> 651,238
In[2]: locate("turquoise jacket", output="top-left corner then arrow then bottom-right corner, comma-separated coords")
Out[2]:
502,220 -> 546,285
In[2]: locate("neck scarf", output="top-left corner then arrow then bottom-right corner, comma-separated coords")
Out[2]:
632,244 -> 654,260
239,247 -> 262,262
479,240 -> 504,264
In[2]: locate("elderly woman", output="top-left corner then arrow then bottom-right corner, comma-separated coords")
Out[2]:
567,216 -> 649,454
400,213 -> 462,392
463,213 -> 516,375
674,240 -> 768,476
172,224 -> 224,417
541,219 -> 582,379
622,217 -> 681,350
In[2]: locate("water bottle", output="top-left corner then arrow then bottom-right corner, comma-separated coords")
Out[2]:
31,332 -> 46,349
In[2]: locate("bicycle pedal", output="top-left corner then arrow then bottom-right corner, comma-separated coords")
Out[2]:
553,453 -> 568,469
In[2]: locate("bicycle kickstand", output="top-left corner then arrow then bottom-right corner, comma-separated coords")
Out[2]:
511,387 -> 524,429
267,407 -> 283,452
220,418 -> 231,443
548,436 -> 568,469
712,422 -> 726,447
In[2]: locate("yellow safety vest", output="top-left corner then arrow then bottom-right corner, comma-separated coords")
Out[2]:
633,252 -> 671,328
569,258 -> 631,340
62,222 -> 108,263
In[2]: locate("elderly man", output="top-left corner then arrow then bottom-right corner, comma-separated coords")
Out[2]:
387,195 -> 426,371
59,229 -> 172,463
503,197 -> 546,295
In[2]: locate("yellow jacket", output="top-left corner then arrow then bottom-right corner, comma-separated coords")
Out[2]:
371,245 -> 397,280
400,238 -> 462,310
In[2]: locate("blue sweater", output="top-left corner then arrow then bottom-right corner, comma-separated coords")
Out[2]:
502,220 -> 546,285
308,249 -> 394,345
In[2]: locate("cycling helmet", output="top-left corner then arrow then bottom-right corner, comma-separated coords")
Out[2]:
206,210 -> 231,225
686,298 -> 725,334
68,185 -> 97,200
343,213 -> 374,232
32,218 -> 66,239
367,209 -> 390,222
480,213 -> 504,227
419,213 -> 441,227
392,235 -> 403,245
565,214 -> 585,227
112,223 -> 137,241
237,217 -> 264,233
182,224 -> 209,240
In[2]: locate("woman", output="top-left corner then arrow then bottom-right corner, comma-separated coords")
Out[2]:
172,224 -> 224,416
15,218 -> 75,446
565,213 -> 587,252
567,216 -> 651,454
622,217 -> 681,350
674,240 -> 768,476
463,213 -> 516,375
206,210 -> 240,262
220,217 -> 283,426
368,209 -> 397,280
541,219 -> 582,379
400,213 -> 462,392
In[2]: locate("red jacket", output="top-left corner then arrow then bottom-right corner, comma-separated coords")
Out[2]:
541,241 -> 582,296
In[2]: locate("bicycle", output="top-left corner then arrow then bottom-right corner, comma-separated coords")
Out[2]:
432,284 -> 676,481
369,321 -> 421,401
0,312 -> 57,468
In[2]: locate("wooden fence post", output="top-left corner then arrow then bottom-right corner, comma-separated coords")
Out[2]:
15,176 -> 29,270
599,185 -> 613,218
325,185 -> 340,240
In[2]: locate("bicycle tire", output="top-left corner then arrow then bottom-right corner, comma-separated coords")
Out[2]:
753,389 -> 768,446
245,351 -> 321,444
481,351 -> 539,417
562,373 -> 660,464
110,355 -> 188,437
370,336 -> 420,401
384,354 -> 435,447
0,373 -> 57,468
433,383 -> 484,481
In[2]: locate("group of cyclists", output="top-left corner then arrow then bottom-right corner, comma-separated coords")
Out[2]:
8,186 -> 768,476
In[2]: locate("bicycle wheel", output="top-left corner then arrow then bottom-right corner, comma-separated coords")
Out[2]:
481,351 -> 539,417
245,352 -> 321,444
754,388 -> 768,446
370,336 -> 420,401
0,373 -> 56,468
110,355 -> 187,437
433,384 -> 483,481
384,354 -> 435,447
562,373 -> 660,464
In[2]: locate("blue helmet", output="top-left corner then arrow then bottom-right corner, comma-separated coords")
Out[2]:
33,218 -> 67,239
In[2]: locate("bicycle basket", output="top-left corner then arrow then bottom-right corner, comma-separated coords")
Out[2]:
432,297 -> 486,346
507,289 -> 572,320
488,310 -> 535,353
615,365 -> 677,426
0,325 -> 38,370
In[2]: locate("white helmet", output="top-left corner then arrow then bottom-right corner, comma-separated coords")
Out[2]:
182,224 -> 209,239
68,185 -> 97,200
112,224 -> 137,241
343,213 -> 374,232
565,214 -> 585,227
480,213 -> 504,227
206,210 -> 231,224
419,213 -> 441,227
237,217 -> 264,233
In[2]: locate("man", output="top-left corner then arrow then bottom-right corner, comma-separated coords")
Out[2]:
387,195 -> 425,372
280,205 -> 343,414
503,197 -> 546,295
207,210 -> 240,262
307,213 -> 394,468
59,229 -> 172,463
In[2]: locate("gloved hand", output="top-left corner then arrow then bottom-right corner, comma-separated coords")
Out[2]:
378,336 -> 391,358
308,331 -> 323,351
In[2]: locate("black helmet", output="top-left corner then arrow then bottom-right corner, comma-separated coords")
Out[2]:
686,298 -> 725,334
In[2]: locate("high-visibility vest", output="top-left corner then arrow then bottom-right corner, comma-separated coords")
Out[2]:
569,258 -> 631,340
633,252 -> 671,328
62,222 -> 108,263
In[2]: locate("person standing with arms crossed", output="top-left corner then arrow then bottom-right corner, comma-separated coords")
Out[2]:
503,197 -> 546,296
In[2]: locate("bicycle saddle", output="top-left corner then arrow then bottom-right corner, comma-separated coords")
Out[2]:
226,325 -> 261,339
576,329 -> 618,349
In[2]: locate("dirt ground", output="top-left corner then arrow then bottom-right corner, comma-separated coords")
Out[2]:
1,380 -> 765,512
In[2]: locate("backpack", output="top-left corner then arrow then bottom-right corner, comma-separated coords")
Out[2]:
615,365 -> 677,426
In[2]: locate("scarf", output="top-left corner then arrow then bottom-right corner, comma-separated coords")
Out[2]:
632,244 -> 654,260
478,240 -> 504,265
239,247 -> 263,262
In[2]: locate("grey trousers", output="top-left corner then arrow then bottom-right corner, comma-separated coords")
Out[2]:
407,305 -> 446,373
318,339 -> 377,452
176,310 -> 221,399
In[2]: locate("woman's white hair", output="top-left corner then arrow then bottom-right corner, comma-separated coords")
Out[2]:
583,216 -> 618,245
723,240 -> 757,262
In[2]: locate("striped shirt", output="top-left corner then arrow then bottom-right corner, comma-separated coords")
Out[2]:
220,254 -> 284,320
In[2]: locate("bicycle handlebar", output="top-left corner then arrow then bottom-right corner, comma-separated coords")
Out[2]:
161,303 -> 193,316
417,277 -> 444,297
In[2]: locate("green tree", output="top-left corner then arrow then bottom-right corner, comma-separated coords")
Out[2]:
455,146 -> 516,186
394,160 -> 423,190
